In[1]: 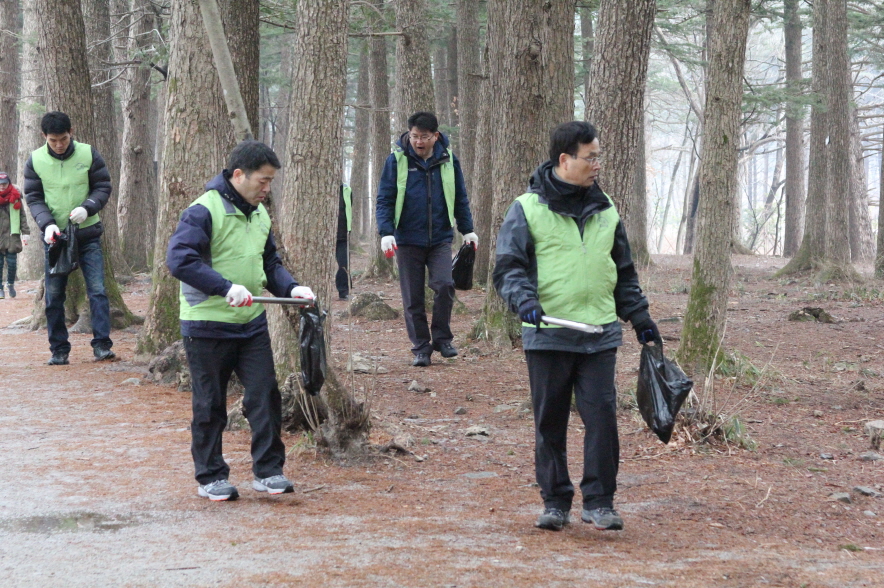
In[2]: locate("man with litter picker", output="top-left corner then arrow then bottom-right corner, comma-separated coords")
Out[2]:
492,121 -> 659,532
167,140 -> 315,502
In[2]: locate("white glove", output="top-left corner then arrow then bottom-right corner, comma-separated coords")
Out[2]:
69,207 -> 88,224
44,224 -> 60,244
291,286 -> 316,301
381,235 -> 397,258
225,284 -> 253,307
21,234 -> 29,246
463,232 -> 479,249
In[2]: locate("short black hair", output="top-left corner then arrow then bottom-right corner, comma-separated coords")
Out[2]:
407,111 -> 439,133
228,140 -> 281,174
548,121 -> 597,163
41,111 -> 72,135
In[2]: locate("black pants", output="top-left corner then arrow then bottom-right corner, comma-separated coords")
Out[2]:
184,331 -> 286,485
335,238 -> 349,298
395,243 -> 454,355
526,348 -> 619,511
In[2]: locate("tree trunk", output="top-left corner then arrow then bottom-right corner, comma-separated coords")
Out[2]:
433,43 -> 449,126
270,31 -> 296,199
350,42 -> 372,241
0,0 -> 20,177
455,0 -> 480,195
579,3 -> 595,115
876,127 -> 884,277
446,25 -> 459,136
678,0 -> 750,374
586,0 -> 655,236
470,45 -> 492,285
136,0 -> 235,356
276,0 -> 367,455
118,0 -> 158,272
629,116 -> 651,266
216,0 -> 260,135
394,0 -> 434,130
782,0 -> 804,257
848,106 -> 874,261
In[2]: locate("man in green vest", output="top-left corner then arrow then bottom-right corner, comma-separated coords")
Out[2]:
493,121 -> 659,532
335,184 -> 352,300
375,111 -> 478,367
0,172 -> 31,299
167,140 -> 315,502
24,111 -> 115,365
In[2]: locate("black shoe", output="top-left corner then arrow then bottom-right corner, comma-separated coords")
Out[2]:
433,342 -> 458,358
6,283 -> 15,298
535,508 -> 570,531
582,507 -> 623,530
338,293 -> 349,301
94,346 -> 116,361
412,353 -> 431,367
0,286 -> 4,299
48,351 -> 69,366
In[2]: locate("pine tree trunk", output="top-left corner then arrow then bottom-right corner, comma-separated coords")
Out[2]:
394,0 -> 434,129
679,0 -> 750,374
470,46 -> 492,285
0,0 -> 20,177
876,127 -> 884,277
433,43 -> 449,125
848,107 -> 874,261
579,4 -> 595,114
270,31 -> 296,198
218,0 -> 260,132
629,118 -> 651,266
455,0 -> 480,195
136,0 -> 236,356
350,43 -> 371,241
782,0 -> 804,257
446,26 -> 459,135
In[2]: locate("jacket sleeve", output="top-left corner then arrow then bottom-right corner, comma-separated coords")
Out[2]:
375,153 -> 398,237
452,153 -> 474,235
80,147 -> 112,217
24,155 -> 56,232
263,230 -> 298,298
492,200 -> 537,313
166,204 -> 232,297
611,220 -> 650,325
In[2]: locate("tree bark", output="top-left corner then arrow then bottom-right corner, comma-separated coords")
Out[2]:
876,126 -> 884,277
0,0 -> 20,177
470,45 -> 492,285
848,106 -> 874,261
136,0 -> 235,356
394,0 -> 434,130
679,0 -> 750,374
446,25 -> 459,134
579,3 -> 595,115
350,42 -> 372,241
782,0 -> 804,257
433,42 -> 449,126
629,116 -> 651,266
218,0 -> 260,133
455,0 -> 480,195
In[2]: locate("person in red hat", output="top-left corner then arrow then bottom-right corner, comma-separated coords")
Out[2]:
0,172 -> 31,299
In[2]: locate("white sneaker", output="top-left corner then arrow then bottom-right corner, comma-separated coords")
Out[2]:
198,479 -> 239,501
252,475 -> 294,495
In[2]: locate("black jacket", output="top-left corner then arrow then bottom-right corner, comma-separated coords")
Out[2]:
492,161 -> 650,354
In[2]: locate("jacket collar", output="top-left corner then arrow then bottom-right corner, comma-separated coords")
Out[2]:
47,141 -> 76,161
528,160 -> 610,220
396,131 -> 451,168
205,170 -> 257,217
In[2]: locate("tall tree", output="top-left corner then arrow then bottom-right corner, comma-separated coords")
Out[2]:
470,44 -> 492,284
782,0 -> 804,257
876,127 -> 884,278
394,0 -> 434,129
137,0 -> 235,356
0,0 -> 20,177
350,42 -> 372,240
678,0 -> 750,373
455,0 -> 480,195
586,0 -> 656,265
218,0 -> 260,131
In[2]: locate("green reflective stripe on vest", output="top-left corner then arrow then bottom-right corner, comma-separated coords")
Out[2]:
179,191 -> 270,324
31,142 -> 99,230
393,148 -> 456,229
9,205 -> 21,235
343,185 -> 352,232
516,192 -> 620,327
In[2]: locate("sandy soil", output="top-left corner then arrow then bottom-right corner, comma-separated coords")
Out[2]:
1,253 -> 883,587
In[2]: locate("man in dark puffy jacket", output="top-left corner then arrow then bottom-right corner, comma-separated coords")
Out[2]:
493,121 -> 660,532
24,111 -> 114,365
375,111 -> 477,367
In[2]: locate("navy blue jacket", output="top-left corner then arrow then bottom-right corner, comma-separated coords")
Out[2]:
166,171 -> 298,339
375,132 -> 474,247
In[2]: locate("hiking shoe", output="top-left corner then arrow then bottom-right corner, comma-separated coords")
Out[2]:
582,507 -> 624,530
433,342 -> 458,358
535,508 -> 570,531
48,351 -> 69,365
198,479 -> 239,501
6,283 -> 15,298
93,346 -> 116,361
252,475 -> 294,495
412,353 -> 431,367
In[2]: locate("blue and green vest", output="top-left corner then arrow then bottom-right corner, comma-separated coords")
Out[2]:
31,142 -> 99,230
393,147 -> 456,228
342,185 -> 352,232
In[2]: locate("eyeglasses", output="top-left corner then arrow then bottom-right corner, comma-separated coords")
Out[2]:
409,133 -> 435,142
573,154 -> 604,164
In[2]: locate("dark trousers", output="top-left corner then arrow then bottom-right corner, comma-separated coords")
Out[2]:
395,242 -> 454,355
335,238 -> 349,298
184,330 -> 286,485
526,348 -> 619,511
44,237 -> 112,354
0,251 -> 16,284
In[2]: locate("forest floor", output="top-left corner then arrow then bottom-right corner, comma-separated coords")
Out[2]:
1,252 -> 884,587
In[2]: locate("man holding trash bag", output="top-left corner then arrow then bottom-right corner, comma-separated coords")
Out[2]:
493,121 -> 659,532
167,140 -> 315,502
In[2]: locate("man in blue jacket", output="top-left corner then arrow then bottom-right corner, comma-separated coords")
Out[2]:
167,140 -> 315,502
376,111 -> 478,367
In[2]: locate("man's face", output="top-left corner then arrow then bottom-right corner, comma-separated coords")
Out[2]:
231,164 -> 277,206
408,127 -> 438,160
44,131 -> 73,155
557,138 -> 602,187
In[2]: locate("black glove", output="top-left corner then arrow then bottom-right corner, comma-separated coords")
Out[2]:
518,299 -> 544,327
633,318 -> 661,345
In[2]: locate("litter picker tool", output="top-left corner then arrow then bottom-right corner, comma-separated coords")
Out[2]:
251,296 -> 316,306
540,315 -> 604,335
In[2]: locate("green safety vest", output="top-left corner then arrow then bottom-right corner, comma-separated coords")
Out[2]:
342,185 -> 352,232
516,191 -> 620,328
9,203 -> 21,236
393,147 -> 456,229
31,142 -> 100,230
179,191 -> 270,324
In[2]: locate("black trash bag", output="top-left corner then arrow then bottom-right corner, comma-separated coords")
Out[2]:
48,224 -> 79,276
452,242 -> 475,290
635,341 -> 693,444
299,303 -> 327,396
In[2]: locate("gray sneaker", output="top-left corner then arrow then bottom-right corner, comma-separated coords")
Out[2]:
198,479 -> 239,501
535,507 -> 570,531
253,474 -> 294,495
581,507 -> 623,530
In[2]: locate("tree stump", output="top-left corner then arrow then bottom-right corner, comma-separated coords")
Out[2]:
864,420 -> 884,450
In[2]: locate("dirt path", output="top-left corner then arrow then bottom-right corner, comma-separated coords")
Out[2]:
1,256 -> 883,587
